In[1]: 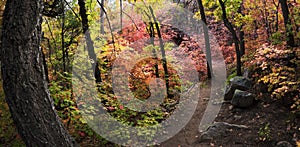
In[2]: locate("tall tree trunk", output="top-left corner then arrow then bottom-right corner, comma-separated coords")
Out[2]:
279,0 -> 295,47
149,22 -> 160,78
238,2 -> 245,56
197,0 -> 213,79
0,0 -> 76,146
218,0 -> 242,76
239,26 -> 245,56
78,0 -> 102,83
61,0 -> 66,72
263,0 -> 271,41
272,0 -> 280,32
149,6 -> 170,96
100,0 -> 105,34
120,0 -> 123,33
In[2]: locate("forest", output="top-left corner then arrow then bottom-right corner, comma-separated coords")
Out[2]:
0,0 -> 299,146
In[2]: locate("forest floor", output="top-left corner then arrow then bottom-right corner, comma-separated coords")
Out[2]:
160,16 -> 300,147
161,88 -> 300,147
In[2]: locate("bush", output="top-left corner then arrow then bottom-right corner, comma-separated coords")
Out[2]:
245,45 -> 299,112
270,32 -> 283,45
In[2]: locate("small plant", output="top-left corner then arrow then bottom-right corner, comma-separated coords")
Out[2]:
226,70 -> 237,84
270,32 -> 283,45
258,123 -> 271,141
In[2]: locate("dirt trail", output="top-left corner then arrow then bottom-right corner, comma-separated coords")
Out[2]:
160,58 -> 226,147
160,82 -> 210,147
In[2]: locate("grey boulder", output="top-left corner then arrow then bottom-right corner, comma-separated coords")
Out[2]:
224,76 -> 253,100
231,90 -> 255,108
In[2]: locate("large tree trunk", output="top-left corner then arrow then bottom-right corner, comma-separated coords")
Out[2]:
279,0 -> 295,47
0,0 -> 76,146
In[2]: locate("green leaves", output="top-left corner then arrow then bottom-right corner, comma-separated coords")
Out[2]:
258,123 -> 271,141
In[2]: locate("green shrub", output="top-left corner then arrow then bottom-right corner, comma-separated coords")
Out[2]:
270,32 -> 283,45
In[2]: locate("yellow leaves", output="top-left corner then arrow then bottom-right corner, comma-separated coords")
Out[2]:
255,45 -> 293,59
193,11 -> 201,20
254,45 -> 298,107
272,86 -> 289,98
258,46 -> 272,56
248,44 -> 299,112
258,73 -> 279,84
297,140 -> 300,147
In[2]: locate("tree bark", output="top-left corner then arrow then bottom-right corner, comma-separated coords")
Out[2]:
0,0 -> 76,146
218,0 -> 242,76
120,0 -> 123,33
238,2 -> 245,56
239,26 -> 245,56
272,0 -> 280,32
263,0 -> 271,41
279,0 -> 295,47
100,0 -> 105,34
148,22 -> 160,78
61,0 -> 66,73
78,0 -> 102,83
149,6 -> 170,96
197,0 -> 213,79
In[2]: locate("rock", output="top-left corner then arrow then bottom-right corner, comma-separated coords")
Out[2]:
233,115 -> 242,120
230,76 -> 253,91
243,68 -> 250,79
199,122 -> 248,142
224,76 -> 253,100
276,141 -> 293,147
231,90 -> 254,108
224,85 -> 235,100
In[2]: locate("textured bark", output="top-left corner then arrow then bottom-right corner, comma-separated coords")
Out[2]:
0,0 -> 76,146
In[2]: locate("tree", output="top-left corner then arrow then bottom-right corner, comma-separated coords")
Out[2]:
100,0 -> 105,34
0,0 -> 76,146
197,0 -> 213,79
218,0 -> 242,76
237,1 -> 245,56
149,6 -> 170,97
272,0 -> 280,32
279,0 -> 295,47
78,0 -> 102,83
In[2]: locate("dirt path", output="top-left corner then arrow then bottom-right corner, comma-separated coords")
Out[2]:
160,82 -> 210,147
159,54 -> 300,147
159,58 -> 226,147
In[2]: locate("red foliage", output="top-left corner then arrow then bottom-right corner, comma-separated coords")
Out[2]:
110,21 -> 236,81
